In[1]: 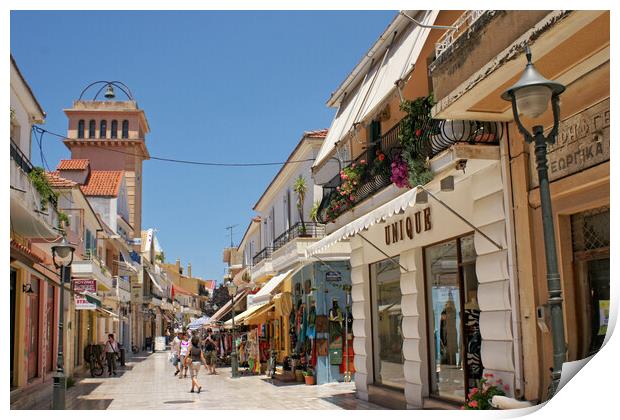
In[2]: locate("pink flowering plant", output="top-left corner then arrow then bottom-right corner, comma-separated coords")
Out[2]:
462,373 -> 508,410
390,152 -> 410,188
337,160 -> 367,203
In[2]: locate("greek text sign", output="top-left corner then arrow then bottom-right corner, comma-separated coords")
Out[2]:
72,278 -> 96,293
75,295 -> 96,310
530,98 -> 609,187
384,207 -> 432,245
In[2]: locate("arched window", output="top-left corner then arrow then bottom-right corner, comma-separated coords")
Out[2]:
110,120 -> 118,139
121,120 -> 129,139
99,120 -> 107,138
77,120 -> 85,138
88,120 -> 96,139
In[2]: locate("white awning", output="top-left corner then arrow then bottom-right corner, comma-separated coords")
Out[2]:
249,267 -> 298,305
313,10 -> 439,174
305,187 -> 418,257
146,270 -> 164,293
224,300 -> 271,326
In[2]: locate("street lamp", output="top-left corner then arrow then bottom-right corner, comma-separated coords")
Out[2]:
51,235 -> 75,410
502,46 -> 566,398
225,276 -> 239,378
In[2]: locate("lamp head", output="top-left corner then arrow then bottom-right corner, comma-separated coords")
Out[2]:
501,46 -> 565,119
226,281 -> 238,297
52,236 -> 76,266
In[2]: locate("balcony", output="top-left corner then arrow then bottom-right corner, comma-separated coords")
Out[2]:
72,252 -> 115,291
10,139 -> 59,238
272,222 -> 325,251
317,116 -> 502,224
252,247 -> 273,266
112,276 -> 131,303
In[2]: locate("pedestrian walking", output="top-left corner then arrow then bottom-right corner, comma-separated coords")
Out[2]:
170,330 -> 182,376
179,332 -> 191,378
184,336 -> 207,393
105,334 -> 119,376
203,328 -> 218,375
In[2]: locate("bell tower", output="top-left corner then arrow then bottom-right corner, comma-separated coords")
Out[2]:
63,81 -> 150,237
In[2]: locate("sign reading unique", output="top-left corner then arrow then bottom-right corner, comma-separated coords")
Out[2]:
72,278 -> 96,293
530,98 -> 609,187
384,207 -> 432,245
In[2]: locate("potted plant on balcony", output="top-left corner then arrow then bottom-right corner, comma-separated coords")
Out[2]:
398,96 -> 434,188
29,167 -> 58,212
310,200 -> 321,223
303,368 -> 316,385
293,175 -> 309,237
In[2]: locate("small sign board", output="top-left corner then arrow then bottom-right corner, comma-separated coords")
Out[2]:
325,271 -> 342,283
72,279 -> 96,293
75,294 -> 96,310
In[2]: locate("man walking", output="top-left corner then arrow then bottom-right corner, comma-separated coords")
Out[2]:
171,330 -> 182,376
203,328 -> 218,375
105,334 -> 119,376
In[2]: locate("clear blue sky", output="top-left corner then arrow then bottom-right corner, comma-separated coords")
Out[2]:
10,10 -> 396,283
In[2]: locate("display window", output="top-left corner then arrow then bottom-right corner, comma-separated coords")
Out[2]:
370,257 -> 404,389
570,206 -> 610,358
424,234 -> 480,402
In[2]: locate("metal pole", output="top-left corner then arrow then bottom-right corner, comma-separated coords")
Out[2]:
344,286 -> 351,382
532,125 -> 566,397
230,293 -> 238,378
52,265 -> 69,410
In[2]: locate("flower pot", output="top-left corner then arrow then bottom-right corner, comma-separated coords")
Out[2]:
295,369 -> 304,382
304,375 -> 316,385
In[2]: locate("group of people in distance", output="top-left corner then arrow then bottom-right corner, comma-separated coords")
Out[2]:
169,328 -> 218,393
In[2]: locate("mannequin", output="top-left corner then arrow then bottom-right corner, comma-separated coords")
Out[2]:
465,291 -> 482,382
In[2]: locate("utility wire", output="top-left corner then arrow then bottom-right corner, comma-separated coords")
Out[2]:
33,126 -> 319,168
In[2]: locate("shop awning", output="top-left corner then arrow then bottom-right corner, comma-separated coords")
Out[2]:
250,267 -> 298,305
96,307 -> 119,318
209,288 -> 250,323
306,187 -> 419,257
243,304 -> 275,326
146,270 -> 164,294
224,300 -> 271,326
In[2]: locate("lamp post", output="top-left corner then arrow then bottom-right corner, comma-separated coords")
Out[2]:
51,236 -> 75,410
502,46 -> 566,398
225,277 -> 239,378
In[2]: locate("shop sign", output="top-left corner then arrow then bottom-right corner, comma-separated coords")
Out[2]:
325,271 -> 342,283
75,295 -> 96,310
72,278 -> 96,293
530,98 -> 610,187
384,207 -> 432,246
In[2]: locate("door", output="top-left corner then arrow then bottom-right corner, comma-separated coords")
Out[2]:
10,269 -> 17,386
27,277 -> 40,380
46,283 -> 55,371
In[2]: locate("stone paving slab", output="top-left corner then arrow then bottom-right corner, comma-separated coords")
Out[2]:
29,351 -> 384,410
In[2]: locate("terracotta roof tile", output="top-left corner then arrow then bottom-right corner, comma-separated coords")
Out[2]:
45,171 -> 78,188
57,159 -> 90,171
10,239 -> 44,263
202,280 -> 216,290
304,129 -> 329,138
80,171 -> 123,197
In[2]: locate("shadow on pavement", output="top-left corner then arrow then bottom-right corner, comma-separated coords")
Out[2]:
320,393 -> 383,410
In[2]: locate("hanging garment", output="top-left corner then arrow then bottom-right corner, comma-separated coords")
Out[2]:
306,305 -> 317,339
310,338 -> 317,367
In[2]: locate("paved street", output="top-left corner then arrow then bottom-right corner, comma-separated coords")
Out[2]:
44,351 -> 382,410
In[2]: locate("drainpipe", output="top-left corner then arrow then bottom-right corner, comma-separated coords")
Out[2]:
500,125 -> 525,398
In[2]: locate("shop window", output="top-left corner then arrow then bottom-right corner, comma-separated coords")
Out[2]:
425,234 -> 480,402
571,206 -> 610,358
370,257 -> 404,389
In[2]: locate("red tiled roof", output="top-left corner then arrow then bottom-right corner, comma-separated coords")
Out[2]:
10,239 -> 44,263
304,129 -> 328,138
80,171 -> 123,197
202,280 -> 216,290
45,171 -> 78,188
57,159 -> 90,171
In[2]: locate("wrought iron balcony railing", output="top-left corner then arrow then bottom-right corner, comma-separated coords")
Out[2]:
10,138 -> 58,208
252,246 -> 273,266
316,116 -> 503,224
272,221 -> 326,252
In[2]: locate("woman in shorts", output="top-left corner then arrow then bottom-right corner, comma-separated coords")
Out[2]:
184,336 -> 207,393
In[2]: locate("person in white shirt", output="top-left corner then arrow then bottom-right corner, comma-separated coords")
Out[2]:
171,330 -> 182,376
105,334 -> 119,376
179,332 -> 191,379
